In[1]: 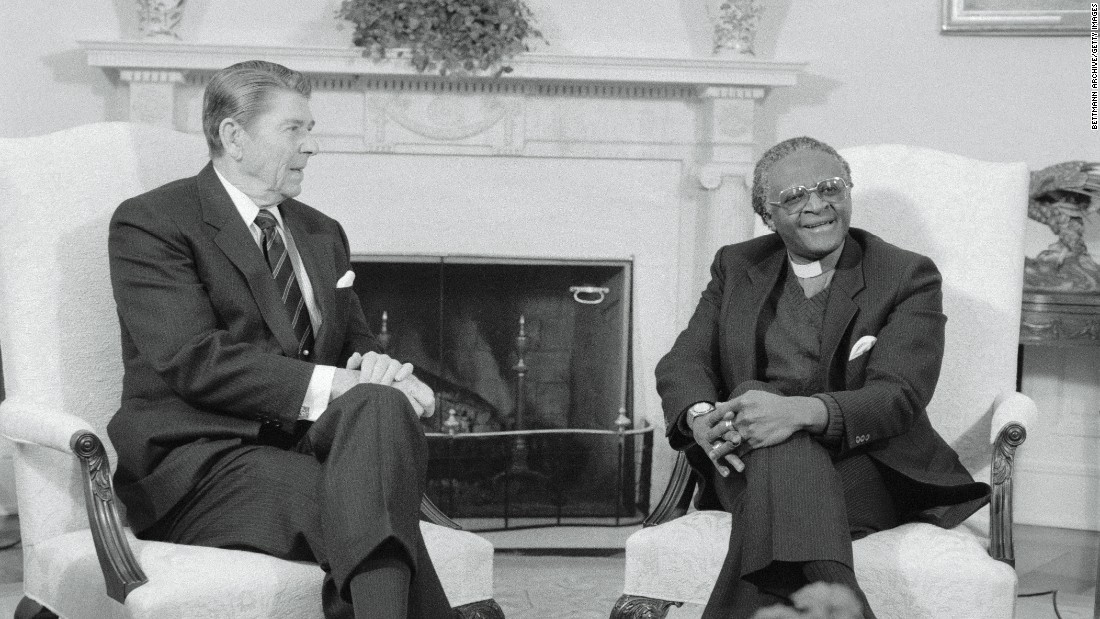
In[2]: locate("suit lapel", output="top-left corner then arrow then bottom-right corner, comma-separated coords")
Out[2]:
818,235 -> 865,388
734,240 -> 787,383
197,164 -> 300,356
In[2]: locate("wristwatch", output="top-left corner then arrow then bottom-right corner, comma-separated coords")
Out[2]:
687,401 -> 716,421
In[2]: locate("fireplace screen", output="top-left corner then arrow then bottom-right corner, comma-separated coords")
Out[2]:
351,257 -> 650,527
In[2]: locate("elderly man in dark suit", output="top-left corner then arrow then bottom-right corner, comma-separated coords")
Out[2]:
655,137 -> 989,618
107,60 -> 452,618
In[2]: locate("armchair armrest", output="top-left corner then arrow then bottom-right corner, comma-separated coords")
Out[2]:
988,390 -> 1035,567
0,397 -> 94,454
989,391 -> 1037,443
0,399 -> 149,601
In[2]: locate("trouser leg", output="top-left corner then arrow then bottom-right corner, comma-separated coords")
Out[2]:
303,383 -> 451,616
703,431 -> 855,618
139,383 -> 451,618
702,380 -> 893,619
300,384 -> 440,599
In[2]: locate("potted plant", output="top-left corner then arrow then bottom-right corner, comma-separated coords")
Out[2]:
337,0 -> 545,76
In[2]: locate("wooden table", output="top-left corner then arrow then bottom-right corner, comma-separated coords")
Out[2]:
1020,291 -> 1100,347
1019,291 -> 1100,617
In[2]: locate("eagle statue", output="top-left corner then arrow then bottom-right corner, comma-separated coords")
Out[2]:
1025,160 -> 1100,293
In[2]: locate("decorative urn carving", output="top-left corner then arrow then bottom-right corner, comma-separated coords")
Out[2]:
711,0 -> 764,56
136,0 -> 187,39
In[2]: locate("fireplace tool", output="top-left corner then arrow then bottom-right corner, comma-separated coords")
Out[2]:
493,315 -> 552,492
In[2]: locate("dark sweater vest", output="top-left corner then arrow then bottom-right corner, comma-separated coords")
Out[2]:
762,268 -> 831,397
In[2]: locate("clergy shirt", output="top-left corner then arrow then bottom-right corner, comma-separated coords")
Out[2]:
214,167 -> 335,421
789,243 -> 844,299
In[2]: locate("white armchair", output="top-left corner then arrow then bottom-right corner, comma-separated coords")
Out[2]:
613,145 -> 1036,619
0,122 -> 502,618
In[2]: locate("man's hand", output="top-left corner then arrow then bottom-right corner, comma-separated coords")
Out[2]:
391,374 -> 436,419
690,406 -> 745,476
346,351 -> 413,385
345,352 -> 434,417
726,390 -> 827,450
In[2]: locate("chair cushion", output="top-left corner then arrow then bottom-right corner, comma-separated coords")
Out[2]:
623,511 -> 1016,619
25,522 -> 494,618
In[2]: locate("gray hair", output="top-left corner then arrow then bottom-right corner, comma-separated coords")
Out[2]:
202,60 -> 312,157
751,136 -> 852,221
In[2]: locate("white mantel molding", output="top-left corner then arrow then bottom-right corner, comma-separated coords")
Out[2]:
81,40 -> 803,94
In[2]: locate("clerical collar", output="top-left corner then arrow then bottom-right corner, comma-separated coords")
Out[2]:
788,243 -> 844,279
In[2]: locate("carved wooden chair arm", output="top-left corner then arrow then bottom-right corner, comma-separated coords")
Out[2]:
70,430 -> 148,603
986,390 -> 1035,566
988,421 -> 1025,566
643,451 -> 696,527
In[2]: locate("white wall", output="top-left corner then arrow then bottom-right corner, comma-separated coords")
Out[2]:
2,0 -> 1098,526
4,1 -> 1092,165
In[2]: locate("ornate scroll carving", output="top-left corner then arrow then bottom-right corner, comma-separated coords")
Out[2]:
1021,315 -> 1100,343
610,594 -> 683,619
989,422 -> 1026,566
1020,291 -> 1100,345
454,599 -> 505,618
373,94 -> 514,141
70,431 -> 148,602
135,0 -> 187,39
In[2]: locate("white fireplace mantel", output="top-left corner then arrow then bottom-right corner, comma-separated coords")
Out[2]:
80,40 -> 802,454
81,40 -> 802,91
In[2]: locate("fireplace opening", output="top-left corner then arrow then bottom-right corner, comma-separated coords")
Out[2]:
351,256 -> 652,527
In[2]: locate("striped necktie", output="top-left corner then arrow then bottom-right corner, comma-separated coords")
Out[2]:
254,209 -> 314,359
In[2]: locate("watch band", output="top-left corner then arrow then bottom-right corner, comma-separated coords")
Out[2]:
687,402 -> 716,420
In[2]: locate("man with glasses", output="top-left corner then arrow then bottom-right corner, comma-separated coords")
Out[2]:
656,137 -> 988,618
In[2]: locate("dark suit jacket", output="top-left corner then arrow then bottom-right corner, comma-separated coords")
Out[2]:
107,162 -> 378,531
656,228 -> 987,526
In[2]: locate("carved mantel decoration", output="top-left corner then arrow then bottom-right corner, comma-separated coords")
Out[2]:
135,0 -> 187,39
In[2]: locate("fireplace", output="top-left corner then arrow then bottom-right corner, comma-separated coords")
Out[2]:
353,256 -> 649,524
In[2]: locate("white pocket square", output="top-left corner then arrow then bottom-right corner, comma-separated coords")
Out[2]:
848,335 -> 877,361
336,270 -> 356,288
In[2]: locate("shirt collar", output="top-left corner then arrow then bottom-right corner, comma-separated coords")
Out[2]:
788,242 -> 844,279
213,165 -> 283,229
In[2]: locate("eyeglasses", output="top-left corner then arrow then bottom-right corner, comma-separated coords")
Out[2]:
767,177 -> 853,214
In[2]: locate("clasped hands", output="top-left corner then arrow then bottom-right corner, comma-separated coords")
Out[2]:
690,390 -> 823,477
346,351 -> 435,418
